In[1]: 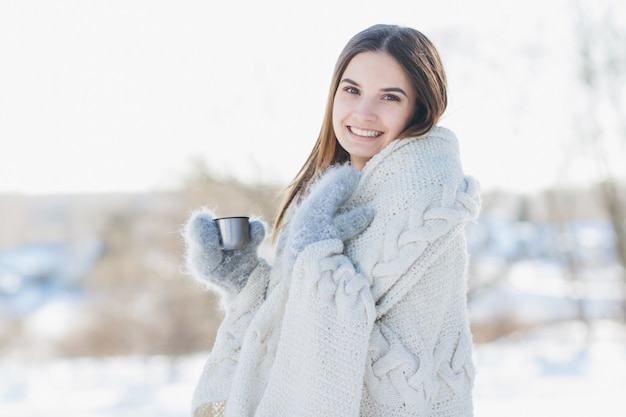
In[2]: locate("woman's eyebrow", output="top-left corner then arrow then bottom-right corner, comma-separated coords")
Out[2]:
381,87 -> 409,98
339,78 -> 360,86
339,78 -> 409,98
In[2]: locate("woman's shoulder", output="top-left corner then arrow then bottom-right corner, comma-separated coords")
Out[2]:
397,125 -> 461,161
346,125 -> 481,221
359,125 -> 464,188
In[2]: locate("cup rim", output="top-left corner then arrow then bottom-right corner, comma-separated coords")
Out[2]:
215,216 -> 249,221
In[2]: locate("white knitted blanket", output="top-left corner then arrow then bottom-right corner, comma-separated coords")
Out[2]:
191,126 -> 481,417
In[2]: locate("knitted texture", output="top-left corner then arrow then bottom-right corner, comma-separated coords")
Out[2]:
190,126 -> 480,417
194,401 -> 226,417
345,126 -> 480,416
182,208 -> 267,304
191,261 -> 271,410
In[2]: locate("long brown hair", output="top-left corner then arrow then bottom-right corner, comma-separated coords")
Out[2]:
273,24 -> 448,235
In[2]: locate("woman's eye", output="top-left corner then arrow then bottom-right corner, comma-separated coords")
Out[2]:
344,86 -> 359,95
383,94 -> 401,102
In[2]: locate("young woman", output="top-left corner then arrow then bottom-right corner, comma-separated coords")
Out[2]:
183,24 -> 481,417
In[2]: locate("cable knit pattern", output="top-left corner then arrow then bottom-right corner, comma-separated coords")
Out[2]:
346,126 -> 479,416
191,261 -> 271,413
189,126 -> 480,417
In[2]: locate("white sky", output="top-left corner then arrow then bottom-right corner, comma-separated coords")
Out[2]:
0,0 -> 624,195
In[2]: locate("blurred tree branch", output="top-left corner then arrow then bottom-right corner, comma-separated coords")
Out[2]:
572,0 -> 626,305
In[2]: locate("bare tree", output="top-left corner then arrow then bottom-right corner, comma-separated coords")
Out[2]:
572,0 -> 626,311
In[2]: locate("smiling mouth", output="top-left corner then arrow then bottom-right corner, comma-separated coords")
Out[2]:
349,126 -> 383,138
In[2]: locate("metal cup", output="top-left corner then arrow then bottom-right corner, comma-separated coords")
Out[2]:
214,216 -> 250,250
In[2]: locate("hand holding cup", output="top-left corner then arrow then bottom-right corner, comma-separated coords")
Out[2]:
183,210 -> 266,295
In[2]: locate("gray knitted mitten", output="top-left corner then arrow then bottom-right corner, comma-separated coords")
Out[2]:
284,164 -> 375,275
183,209 -> 266,295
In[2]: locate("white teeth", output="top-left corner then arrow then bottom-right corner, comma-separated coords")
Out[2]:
351,127 -> 382,137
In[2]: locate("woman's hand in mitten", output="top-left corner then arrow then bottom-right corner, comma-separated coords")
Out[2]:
285,164 -> 374,271
183,209 -> 266,295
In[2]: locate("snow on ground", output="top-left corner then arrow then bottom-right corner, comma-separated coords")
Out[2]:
0,354 -> 201,417
473,320 -> 626,417
1,319 -> 624,417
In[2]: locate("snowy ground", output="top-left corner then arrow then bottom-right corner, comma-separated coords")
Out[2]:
473,320 -> 625,417
1,319 -> 624,417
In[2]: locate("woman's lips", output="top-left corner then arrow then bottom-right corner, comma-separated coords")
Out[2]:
349,126 -> 383,138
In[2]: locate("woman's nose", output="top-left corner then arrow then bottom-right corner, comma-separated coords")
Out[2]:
353,98 -> 377,121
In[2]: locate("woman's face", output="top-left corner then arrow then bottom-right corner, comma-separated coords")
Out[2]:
332,51 -> 416,170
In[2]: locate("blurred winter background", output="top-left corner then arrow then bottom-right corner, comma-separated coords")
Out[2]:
1,0 -> 625,415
